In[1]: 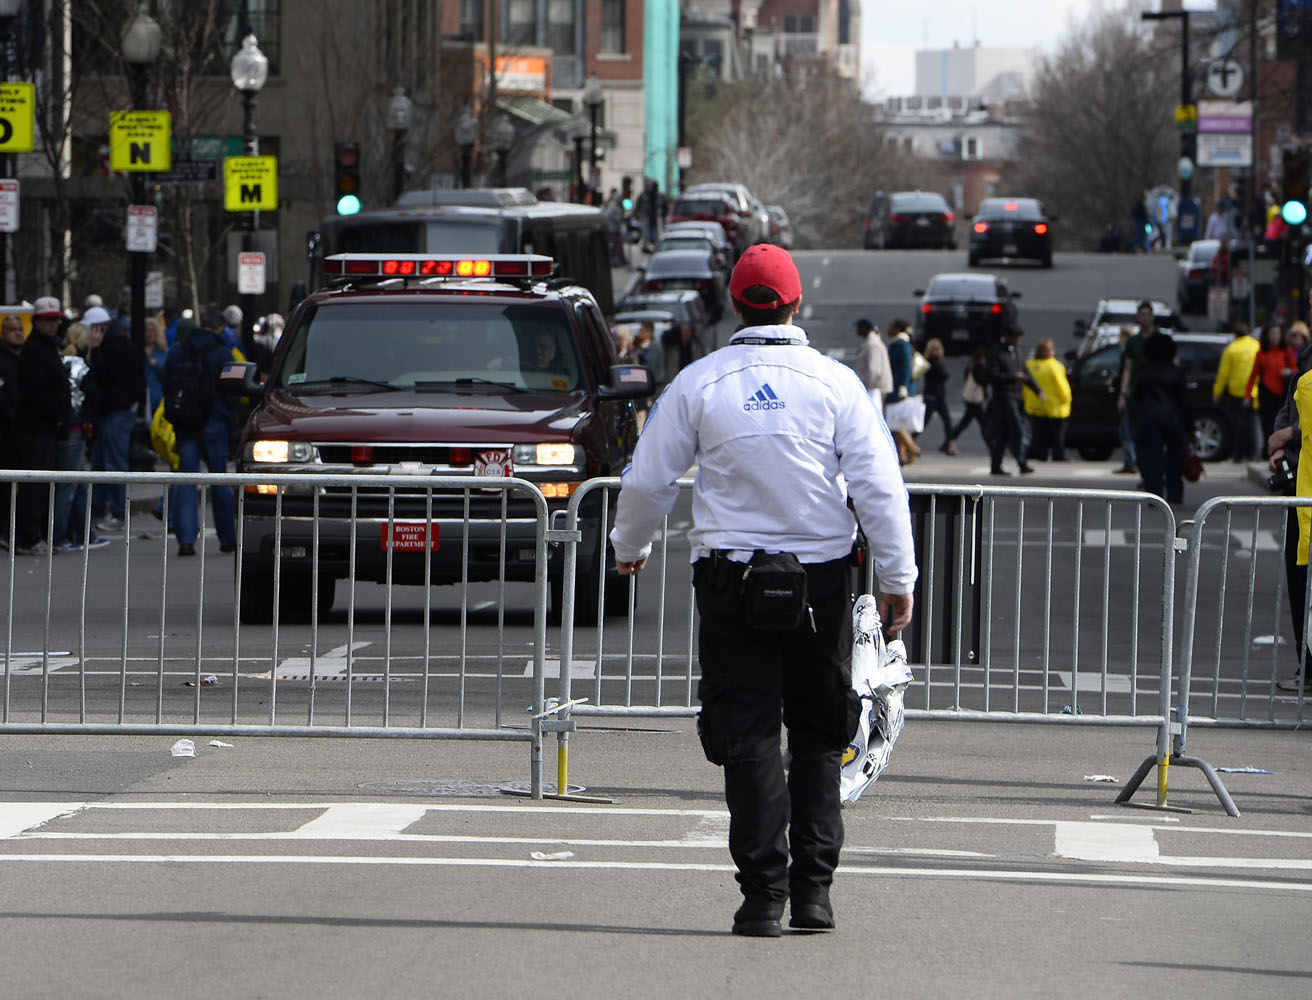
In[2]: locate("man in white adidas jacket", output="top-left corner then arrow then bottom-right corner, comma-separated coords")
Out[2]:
610,244 -> 917,937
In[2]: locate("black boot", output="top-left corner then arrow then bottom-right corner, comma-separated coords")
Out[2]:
732,897 -> 785,937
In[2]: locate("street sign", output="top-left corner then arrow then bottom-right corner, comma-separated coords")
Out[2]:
1207,59 -> 1244,98
108,111 -> 172,172
677,146 -> 692,169
238,252 -> 266,294
1174,104 -> 1197,132
224,155 -> 278,211
1198,132 -> 1253,167
156,159 -> 218,186
0,83 -> 35,153
0,178 -> 18,233
1198,100 -> 1253,132
125,204 -> 157,253
144,270 -> 164,310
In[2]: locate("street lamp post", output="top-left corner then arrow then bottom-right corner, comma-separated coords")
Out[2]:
1142,9 -> 1195,228
491,114 -> 515,187
567,116 -> 588,202
584,75 -> 603,198
454,107 -> 479,189
0,0 -> 22,302
230,33 -> 268,355
386,86 -> 412,204
121,3 -> 162,368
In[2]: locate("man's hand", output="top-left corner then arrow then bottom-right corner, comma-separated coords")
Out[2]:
1116,394 -> 1127,415
1269,446 -> 1286,473
879,592 -> 914,633
615,556 -> 648,575
1269,425 -> 1295,458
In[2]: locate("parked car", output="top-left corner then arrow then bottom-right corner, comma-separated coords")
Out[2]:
1073,298 -> 1187,357
1177,239 -> 1222,314
865,190 -> 956,250
765,205 -> 794,249
967,197 -> 1054,268
653,232 -> 729,275
913,272 -> 1019,355
683,182 -> 768,248
1065,331 -> 1234,462
613,288 -> 713,347
666,193 -> 747,257
638,249 -> 727,321
662,220 -> 734,260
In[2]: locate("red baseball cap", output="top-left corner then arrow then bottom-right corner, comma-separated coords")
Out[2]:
729,244 -> 802,310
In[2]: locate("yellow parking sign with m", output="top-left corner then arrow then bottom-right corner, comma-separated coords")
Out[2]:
0,83 -> 35,152
225,156 -> 278,212
109,111 -> 171,171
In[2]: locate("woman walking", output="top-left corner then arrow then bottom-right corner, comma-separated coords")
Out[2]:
943,345 -> 990,454
1246,322 -> 1295,456
1023,339 -> 1072,461
921,338 -> 953,452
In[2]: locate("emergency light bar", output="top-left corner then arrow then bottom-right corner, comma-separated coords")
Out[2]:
323,253 -> 555,280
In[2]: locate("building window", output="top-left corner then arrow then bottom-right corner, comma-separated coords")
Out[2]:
601,0 -> 625,54
704,39 -> 722,80
508,0 -> 536,46
459,0 -> 484,40
965,136 -> 981,159
548,0 -> 575,55
903,136 -> 915,153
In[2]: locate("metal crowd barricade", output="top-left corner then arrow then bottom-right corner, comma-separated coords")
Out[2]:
552,479 -> 1180,798
1119,495 -> 1312,818
1,469 -> 552,798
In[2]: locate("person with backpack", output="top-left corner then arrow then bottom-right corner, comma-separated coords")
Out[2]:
162,311 -> 237,557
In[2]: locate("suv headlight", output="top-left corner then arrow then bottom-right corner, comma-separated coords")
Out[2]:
247,440 -> 318,463
513,443 -> 581,466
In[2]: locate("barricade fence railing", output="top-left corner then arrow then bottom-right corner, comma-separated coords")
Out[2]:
2,470 -> 551,798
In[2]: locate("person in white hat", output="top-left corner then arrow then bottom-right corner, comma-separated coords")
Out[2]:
12,297 -> 71,555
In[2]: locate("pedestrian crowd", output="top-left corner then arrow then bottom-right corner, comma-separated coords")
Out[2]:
1,292 -> 284,558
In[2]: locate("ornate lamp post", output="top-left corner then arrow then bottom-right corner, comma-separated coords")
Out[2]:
454,107 -> 479,189
386,86 -> 412,204
567,116 -> 588,202
230,33 -> 268,352
121,3 -> 162,363
583,75 -> 603,197
491,114 -> 515,187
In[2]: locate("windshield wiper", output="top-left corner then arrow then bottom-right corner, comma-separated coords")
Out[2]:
417,377 -> 528,394
299,376 -> 398,391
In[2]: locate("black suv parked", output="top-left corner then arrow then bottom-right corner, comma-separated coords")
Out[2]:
221,253 -> 654,624
1064,332 -> 1234,462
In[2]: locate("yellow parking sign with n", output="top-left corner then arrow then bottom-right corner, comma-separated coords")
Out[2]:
108,111 -> 171,171
0,83 -> 36,153
224,155 -> 278,212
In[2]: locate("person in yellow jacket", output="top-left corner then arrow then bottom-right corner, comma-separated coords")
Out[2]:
1022,338 -> 1073,461
1212,322 -> 1259,462
1297,368 -> 1312,569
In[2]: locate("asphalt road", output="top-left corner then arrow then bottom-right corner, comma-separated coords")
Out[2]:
2,247 -> 1309,997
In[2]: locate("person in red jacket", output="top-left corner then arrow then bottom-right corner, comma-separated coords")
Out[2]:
1247,322 -> 1297,456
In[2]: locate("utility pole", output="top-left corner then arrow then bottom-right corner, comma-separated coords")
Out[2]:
1143,8 -> 1197,240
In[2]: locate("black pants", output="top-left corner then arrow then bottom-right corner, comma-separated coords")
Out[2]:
1028,416 -> 1067,461
14,431 -> 57,548
989,395 -> 1027,470
693,555 -> 859,904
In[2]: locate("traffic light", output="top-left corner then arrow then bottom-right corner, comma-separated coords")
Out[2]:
334,141 -> 362,215
1281,148 -> 1309,226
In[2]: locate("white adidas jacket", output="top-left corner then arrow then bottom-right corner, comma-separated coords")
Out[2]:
609,323 -> 918,595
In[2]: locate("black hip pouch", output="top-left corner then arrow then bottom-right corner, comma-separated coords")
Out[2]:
741,550 -> 809,630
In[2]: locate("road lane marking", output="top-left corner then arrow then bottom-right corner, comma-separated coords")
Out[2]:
289,804 -> 428,839
524,658 -> 597,679
0,803 -> 86,839
1055,821 -> 1159,862
1,853 -> 1309,892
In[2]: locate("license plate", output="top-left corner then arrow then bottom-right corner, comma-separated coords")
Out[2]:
953,305 -> 968,317
381,522 -> 439,552
1003,243 -> 1019,255
951,328 -> 971,340
915,218 -> 930,227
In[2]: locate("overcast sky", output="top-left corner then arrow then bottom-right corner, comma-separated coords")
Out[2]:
858,0 -> 1105,98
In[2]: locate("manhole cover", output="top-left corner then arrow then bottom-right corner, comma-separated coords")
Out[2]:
358,778 -> 586,797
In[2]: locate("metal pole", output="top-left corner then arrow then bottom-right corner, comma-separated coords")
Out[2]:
0,17 -> 10,304
459,145 -> 472,189
129,66 -> 148,402
392,129 -> 405,204
1249,0 -> 1259,330
241,89 -> 257,354
573,136 -> 584,200
1180,12 -> 1193,202
588,103 -> 598,195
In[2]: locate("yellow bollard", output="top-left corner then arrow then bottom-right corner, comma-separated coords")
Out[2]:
1156,753 -> 1169,807
557,734 -> 568,796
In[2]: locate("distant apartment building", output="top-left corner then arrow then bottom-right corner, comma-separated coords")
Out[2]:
679,0 -> 859,84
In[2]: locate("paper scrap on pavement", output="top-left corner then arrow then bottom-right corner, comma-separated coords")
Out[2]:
170,739 -> 196,758
208,740 -> 234,748
1083,774 -> 1117,783
1216,766 -> 1272,774
530,851 -> 574,861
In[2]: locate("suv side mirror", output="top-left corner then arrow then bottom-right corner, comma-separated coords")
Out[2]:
599,364 -> 655,399
220,361 -> 263,395
913,289 -> 925,297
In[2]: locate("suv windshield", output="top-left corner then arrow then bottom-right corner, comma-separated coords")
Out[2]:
278,302 -> 583,392
891,193 -> 949,213
977,199 -> 1044,220
672,198 -> 733,216
927,275 -> 996,299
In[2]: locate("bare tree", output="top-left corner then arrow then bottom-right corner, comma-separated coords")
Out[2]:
1003,2 -> 1179,249
686,74 -> 928,249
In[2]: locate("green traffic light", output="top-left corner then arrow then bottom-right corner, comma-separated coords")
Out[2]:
336,194 -> 361,216
1282,200 -> 1308,226
622,197 -> 633,212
